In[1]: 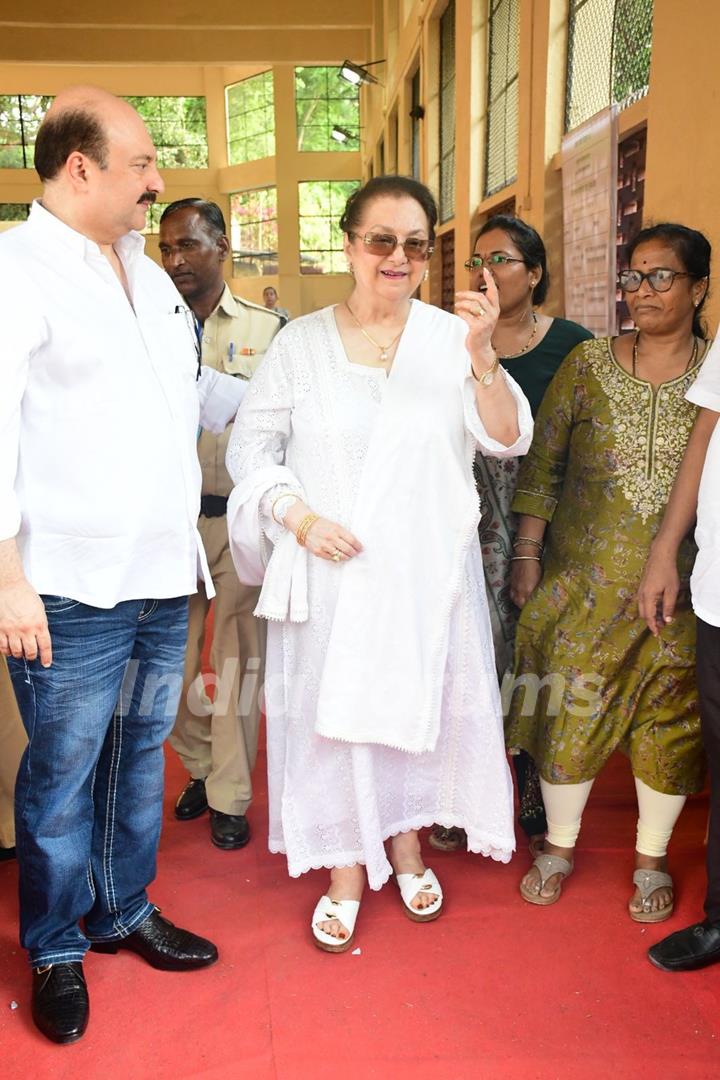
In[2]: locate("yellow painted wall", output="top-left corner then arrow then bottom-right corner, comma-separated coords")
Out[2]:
644,0 -> 720,332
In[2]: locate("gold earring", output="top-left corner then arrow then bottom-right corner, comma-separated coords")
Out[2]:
423,269 -> 429,282
347,263 -> 355,276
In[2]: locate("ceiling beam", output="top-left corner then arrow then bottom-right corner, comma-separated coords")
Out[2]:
0,26 -> 372,65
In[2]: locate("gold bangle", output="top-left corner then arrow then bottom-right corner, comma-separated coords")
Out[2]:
295,512 -> 319,547
514,535 -> 544,549
510,555 -> 542,562
271,492 -> 299,525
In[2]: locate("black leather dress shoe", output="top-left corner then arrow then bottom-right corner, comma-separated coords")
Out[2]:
174,778 -> 208,821
32,962 -> 89,1044
91,909 -> 218,971
209,809 -> 251,850
648,920 -> 720,972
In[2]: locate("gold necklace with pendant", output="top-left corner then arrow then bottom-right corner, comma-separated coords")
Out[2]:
345,302 -> 408,363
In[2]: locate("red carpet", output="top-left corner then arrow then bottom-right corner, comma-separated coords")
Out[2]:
2,638 -> 720,1078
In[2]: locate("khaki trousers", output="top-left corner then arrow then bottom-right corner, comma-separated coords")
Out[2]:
169,514 -> 264,816
0,656 -> 27,848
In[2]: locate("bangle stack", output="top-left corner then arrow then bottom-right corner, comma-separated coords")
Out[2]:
511,534 -> 544,563
295,513 -> 319,547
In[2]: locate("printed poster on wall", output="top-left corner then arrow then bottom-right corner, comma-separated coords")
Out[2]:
561,106 -> 618,338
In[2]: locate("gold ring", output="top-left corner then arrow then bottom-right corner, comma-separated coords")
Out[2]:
331,551 -> 342,562
474,304 -> 485,317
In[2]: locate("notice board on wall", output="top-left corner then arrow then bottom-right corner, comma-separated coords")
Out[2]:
561,106 -> 618,338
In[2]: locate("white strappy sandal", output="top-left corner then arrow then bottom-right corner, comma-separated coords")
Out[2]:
395,868 -> 444,922
311,895 -> 361,953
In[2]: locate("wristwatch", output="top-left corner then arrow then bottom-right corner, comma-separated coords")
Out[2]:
473,352 -> 500,386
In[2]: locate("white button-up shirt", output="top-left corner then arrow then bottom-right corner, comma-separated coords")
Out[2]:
0,201 -> 245,608
686,336 -> 720,627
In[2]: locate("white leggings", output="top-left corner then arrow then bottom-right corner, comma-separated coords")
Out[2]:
539,776 -> 687,857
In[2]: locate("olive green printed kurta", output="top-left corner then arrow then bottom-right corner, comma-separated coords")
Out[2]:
505,337 -> 708,795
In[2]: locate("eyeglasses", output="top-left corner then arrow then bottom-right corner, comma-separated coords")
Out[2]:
349,231 -> 434,261
463,253 -> 525,271
618,268 -> 693,293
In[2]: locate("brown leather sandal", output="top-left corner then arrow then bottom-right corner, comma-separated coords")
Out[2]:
428,826 -> 466,852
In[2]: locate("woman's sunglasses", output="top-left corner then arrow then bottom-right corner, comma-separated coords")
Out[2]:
348,231 -> 434,262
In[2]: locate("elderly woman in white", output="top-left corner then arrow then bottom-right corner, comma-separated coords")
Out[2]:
226,176 -> 532,952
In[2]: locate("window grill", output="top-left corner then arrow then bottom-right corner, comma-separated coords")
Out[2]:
565,0 -> 654,133
141,202 -> 170,235
295,67 -> 360,153
484,0 -> 520,198
126,97 -> 208,168
0,94 -> 209,170
411,69 -> 422,180
226,72 -> 275,166
440,230 -> 455,312
0,95 -> 52,168
439,1 -> 456,224
298,179 -> 360,275
230,187 -> 278,276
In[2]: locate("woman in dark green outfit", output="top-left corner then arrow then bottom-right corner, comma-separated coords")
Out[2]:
507,223 -> 711,922
430,215 -> 591,855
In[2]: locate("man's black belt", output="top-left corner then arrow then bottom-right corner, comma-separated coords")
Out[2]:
200,495 -> 228,518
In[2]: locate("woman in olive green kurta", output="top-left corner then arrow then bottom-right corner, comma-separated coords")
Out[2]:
505,222 -> 711,922
507,337 -> 704,792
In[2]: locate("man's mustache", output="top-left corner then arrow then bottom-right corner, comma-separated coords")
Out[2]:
138,192 -> 157,206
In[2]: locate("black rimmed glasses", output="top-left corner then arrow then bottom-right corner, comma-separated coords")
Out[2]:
463,253 -> 525,271
618,268 -> 693,293
348,231 -> 434,261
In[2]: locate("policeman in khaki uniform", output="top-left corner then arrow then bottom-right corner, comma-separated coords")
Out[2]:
159,198 -> 283,849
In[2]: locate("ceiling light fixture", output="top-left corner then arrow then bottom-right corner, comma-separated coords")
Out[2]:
330,125 -> 357,144
338,60 -> 385,87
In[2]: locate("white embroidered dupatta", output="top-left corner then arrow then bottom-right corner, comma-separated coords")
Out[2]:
226,301 -> 532,754
315,302 -> 488,753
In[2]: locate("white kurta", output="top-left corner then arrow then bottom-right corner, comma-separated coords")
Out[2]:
227,303 -> 532,889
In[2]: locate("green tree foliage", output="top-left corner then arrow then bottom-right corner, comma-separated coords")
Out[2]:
298,180 -> 359,274
0,95 -> 53,167
226,72 -> 275,165
0,203 -> 30,220
142,202 -> 170,234
295,67 -> 359,153
125,96 -> 208,168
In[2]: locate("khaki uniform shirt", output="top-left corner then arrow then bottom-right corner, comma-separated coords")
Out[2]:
198,284 -> 283,498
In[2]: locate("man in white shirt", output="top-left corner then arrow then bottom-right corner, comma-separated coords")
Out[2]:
638,336 -> 720,972
0,87 -> 245,1044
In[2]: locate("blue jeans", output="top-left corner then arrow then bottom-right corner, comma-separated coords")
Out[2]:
9,595 -> 189,968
